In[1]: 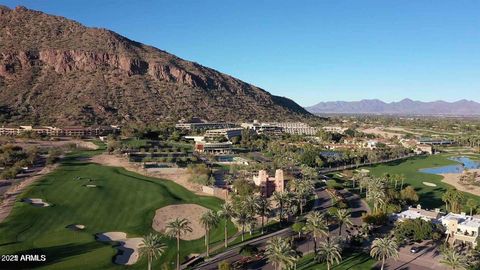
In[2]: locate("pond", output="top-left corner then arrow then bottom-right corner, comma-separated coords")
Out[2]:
419,156 -> 480,174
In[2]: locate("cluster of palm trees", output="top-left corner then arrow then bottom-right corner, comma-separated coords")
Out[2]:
137,217 -> 192,270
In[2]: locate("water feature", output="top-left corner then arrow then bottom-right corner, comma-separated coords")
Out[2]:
419,156 -> 480,174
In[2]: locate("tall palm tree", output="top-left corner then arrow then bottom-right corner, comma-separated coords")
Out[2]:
140,233 -> 167,270
235,207 -> 251,241
166,218 -> 193,270
315,238 -> 342,270
273,191 -> 290,223
440,247 -> 468,270
305,212 -> 329,252
366,178 -> 387,214
370,237 -> 399,270
467,198 -> 478,216
255,195 -> 271,234
200,210 -> 219,257
218,202 -> 234,247
333,208 -> 353,236
265,237 -> 297,270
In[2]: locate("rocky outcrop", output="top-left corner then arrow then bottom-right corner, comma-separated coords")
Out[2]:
0,6 -> 312,125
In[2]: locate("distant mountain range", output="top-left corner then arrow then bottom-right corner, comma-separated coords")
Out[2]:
306,99 -> 480,116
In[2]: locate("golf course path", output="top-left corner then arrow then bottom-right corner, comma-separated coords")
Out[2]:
0,164 -> 58,223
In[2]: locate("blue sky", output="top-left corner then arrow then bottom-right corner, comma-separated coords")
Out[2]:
3,0 -> 480,106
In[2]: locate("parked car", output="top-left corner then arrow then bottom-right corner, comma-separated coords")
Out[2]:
410,246 -> 420,253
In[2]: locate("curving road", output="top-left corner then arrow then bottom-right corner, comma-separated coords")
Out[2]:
189,188 -> 369,270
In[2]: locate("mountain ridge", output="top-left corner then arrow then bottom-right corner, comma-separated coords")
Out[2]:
0,5 -> 311,125
306,99 -> 480,116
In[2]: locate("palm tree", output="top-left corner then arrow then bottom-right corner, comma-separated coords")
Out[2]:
305,212 -> 329,252
200,210 -> 219,257
467,198 -> 478,216
333,209 -> 353,236
140,233 -> 167,270
165,218 -> 193,270
218,202 -> 234,247
273,191 -> 290,223
265,237 -> 297,270
315,238 -> 342,270
255,195 -> 271,234
366,177 -> 387,213
440,247 -> 468,270
235,207 -> 251,241
370,237 -> 399,270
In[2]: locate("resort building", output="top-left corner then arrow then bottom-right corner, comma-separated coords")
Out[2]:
252,169 -> 286,197
194,141 -> 233,155
392,205 -> 443,222
241,121 -> 283,135
241,121 -> 319,135
175,118 -> 236,130
416,144 -> 434,155
322,126 -> 348,134
439,212 -> 480,248
0,125 -> 116,137
204,128 -> 243,140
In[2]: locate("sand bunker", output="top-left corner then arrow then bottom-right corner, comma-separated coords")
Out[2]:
67,224 -> 85,230
423,182 -> 437,187
441,169 -> 480,197
96,232 -> 144,265
23,198 -> 50,207
152,204 -> 209,240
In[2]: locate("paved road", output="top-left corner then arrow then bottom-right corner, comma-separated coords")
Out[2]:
190,189 -> 369,270
381,240 -> 449,270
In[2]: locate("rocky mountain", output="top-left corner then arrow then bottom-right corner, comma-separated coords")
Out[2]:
0,6 -> 311,125
306,99 -> 480,116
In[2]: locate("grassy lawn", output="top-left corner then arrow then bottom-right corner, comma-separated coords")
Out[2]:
367,154 -> 480,209
0,148 -> 235,269
297,251 -> 375,270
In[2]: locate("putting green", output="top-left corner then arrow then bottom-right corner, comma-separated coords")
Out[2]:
0,147 -> 235,269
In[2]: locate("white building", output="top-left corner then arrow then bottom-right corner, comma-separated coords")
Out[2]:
392,205 -> 442,222
322,126 -> 348,134
204,128 -> 243,140
439,212 -> 480,248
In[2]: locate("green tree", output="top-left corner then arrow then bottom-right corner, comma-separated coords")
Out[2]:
400,186 -> 419,204
140,233 -> 167,270
305,212 -> 329,253
166,218 -> 193,270
265,237 -> 297,270
333,208 -> 353,236
440,247 -> 468,270
200,210 -> 220,257
255,195 -> 271,234
292,222 -> 305,238
315,238 -> 342,270
218,202 -> 234,248
467,198 -> 478,216
370,237 -> 399,270
217,260 -> 231,270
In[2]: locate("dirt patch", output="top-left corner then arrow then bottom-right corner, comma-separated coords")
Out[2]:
90,154 -> 206,195
359,127 -> 404,139
152,204 -> 209,240
441,169 -> 480,196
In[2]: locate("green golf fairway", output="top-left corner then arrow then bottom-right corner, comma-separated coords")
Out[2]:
368,154 -> 480,209
0,148 -> 235,269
